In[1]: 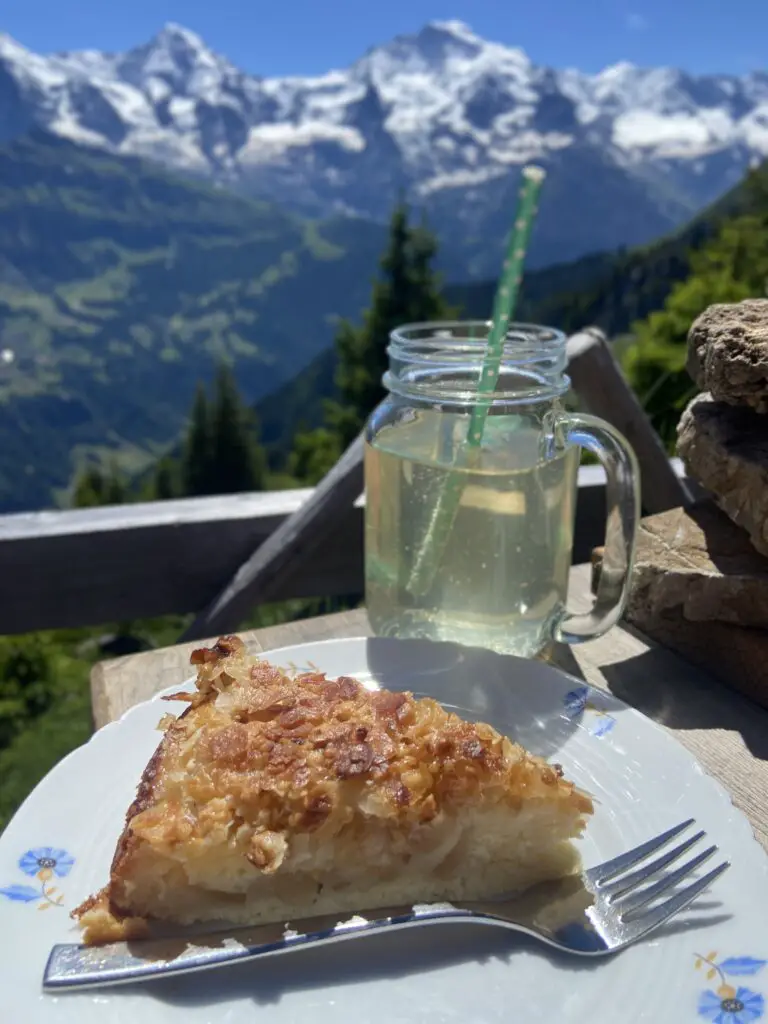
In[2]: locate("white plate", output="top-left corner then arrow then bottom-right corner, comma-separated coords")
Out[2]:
1,637 -> 766,1023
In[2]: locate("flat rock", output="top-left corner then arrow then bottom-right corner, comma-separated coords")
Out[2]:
591,502 -> 768,709
593,501 -> 768,627
676,393 -> 768,557
687,298 -> 768,412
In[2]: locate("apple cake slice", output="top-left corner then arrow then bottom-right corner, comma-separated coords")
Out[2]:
75,636 -> 592,944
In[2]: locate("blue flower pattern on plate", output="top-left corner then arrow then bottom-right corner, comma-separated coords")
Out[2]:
19,847 -> 74,878
0,847 -> 74,909
695,952 -> 766,1021
562,685 -> 616,737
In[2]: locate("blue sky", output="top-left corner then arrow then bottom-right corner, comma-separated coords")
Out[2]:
2,0 -> 766,77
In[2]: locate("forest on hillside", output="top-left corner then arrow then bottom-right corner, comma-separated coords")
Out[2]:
2,160 -> 768,833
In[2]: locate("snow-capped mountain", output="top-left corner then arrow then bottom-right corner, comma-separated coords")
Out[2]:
2,20 -> 768,274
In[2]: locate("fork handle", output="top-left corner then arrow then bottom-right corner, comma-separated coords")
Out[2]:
43,905 -> 480,992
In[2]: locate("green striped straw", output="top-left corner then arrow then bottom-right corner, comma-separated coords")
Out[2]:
405,165 -> 546,598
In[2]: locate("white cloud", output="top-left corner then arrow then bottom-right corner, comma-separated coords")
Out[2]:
626,12 -> 648,31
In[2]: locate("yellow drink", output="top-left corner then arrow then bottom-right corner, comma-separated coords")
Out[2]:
365,410 -> 578,658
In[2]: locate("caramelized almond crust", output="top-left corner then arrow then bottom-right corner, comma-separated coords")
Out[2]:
74,636 -> 592,943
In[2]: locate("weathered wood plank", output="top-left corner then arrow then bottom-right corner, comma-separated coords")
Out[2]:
0,463 -> 692,636
566,328 -> 692,514
0,488 -> 362,635
179,433 -> 366,641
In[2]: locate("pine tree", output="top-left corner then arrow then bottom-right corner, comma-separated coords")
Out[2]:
152,456 -> 178,500
104,458 -> 127,504
71,461 -> 127,507
294,203 -> 454,480
623,210 -> 768,450
407,221 -> 447,321
181,383 -> 213,497
331,204 -> 452,447
173,368 -> 268,498
287,426 -> 341,486
744,163 -> 768,221
72,466 -> 107,508
207,364 -> 266,495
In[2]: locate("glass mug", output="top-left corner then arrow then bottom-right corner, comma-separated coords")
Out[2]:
363,321 -> 640,659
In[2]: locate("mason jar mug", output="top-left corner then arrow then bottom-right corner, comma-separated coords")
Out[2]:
364,321 -> 640,659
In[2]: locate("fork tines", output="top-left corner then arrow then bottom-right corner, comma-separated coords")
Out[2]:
587,819 -> 730,933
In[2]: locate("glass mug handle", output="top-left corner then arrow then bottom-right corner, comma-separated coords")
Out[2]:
554,413 -> 641,644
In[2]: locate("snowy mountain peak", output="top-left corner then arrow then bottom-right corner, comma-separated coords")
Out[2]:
363,18 -> 531,79
1,20 -> 767,271
429,20 -> 479,41
116,21 -> 235,95
156,22 -> 209,49
412,19 -> 484,56
597,60 -> 640,80
0,33 -> 28,61
426,20 -> 530,64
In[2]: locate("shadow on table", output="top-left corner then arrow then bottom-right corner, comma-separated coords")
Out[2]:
135,905 -> 729,1013
141,925 -> 517,1009
597,634 -> 768,761
549,645 -> 586,682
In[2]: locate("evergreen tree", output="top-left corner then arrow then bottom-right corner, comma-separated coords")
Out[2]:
181,382 -> 213,497
331,204 -> 452,447
293,204 -> 453,481
104,458 -> 128,504
72,461 -> 127,508
623,211 -> 768,450
72,466 -> 106,508
408,222 -> 447,320
152,456 -> 179,500
151,367 -> 269,500
288,427 -> 341,487
206,364 -> 266,495
744,163 -> 768,222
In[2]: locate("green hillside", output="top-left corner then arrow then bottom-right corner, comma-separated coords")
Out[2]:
251,248 -> 669,465
257,346 -> 339,469
253,250 -> 624,462
0,132 -> 385,510
448,163 -> 763,338
1,131 -> 764,511
254,161 -> 768,466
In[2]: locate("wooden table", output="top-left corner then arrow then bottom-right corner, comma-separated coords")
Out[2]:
91,565 -> 768,854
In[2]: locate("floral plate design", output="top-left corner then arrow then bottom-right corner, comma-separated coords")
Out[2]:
695,953 -> 766,1023
0,847 -> 74,910
0,636 -> 765,1023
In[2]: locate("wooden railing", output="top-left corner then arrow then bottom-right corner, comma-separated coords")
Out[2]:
0,327 -> 696,638
0,459 -> 694,637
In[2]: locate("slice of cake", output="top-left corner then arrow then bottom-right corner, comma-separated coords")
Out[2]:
75,636 -> 592,944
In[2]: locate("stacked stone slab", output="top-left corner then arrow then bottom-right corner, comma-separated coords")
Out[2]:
593,298 -> 768,708
686,298 -> 768,413
678,299 -> 768,556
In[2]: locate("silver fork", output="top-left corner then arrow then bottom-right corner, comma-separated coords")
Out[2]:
43,819 -> 729,992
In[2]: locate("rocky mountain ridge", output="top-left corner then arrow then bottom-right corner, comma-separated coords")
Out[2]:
3,21 -> 768,272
